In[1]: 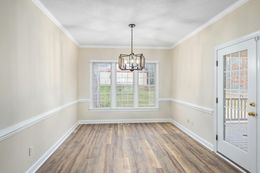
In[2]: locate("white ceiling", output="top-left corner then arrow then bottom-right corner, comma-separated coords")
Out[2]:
39,0 -> 238,48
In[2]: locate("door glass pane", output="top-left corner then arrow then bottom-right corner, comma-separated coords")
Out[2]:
223,50 -> 248,152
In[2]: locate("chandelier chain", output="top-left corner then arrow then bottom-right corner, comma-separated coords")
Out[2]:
131,26 -> 133,54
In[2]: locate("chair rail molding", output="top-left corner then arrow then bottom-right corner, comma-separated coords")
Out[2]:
0,100 -> 78,141
78,97 -> 213,114
0,97 -> 212,141
78,98 -> 90,103
171,98 -> 214,115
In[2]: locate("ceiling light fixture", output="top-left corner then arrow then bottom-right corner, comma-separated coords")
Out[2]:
118,24 -> 145,71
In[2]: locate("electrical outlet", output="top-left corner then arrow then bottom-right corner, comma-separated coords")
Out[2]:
29,147 -> 33,157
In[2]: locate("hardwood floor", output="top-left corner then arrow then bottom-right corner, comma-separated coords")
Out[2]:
37,123 -> 240,173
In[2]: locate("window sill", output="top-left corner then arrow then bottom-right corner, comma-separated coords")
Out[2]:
88,107 -> 159,112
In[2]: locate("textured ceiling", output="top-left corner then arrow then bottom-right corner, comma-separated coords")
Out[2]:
39,0 -> 238,48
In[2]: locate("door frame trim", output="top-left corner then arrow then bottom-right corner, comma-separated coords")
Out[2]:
214,30 -> 260,172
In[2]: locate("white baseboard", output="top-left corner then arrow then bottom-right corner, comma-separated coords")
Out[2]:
26,122 -> 79,173
79,118 -> 214,151
170,119 -> 214,151
25,118 -> 215,173
79,118 -> 171,124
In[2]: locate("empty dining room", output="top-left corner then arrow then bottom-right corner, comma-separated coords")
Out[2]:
0,0 -> 260,172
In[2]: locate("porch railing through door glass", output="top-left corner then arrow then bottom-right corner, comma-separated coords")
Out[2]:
225,98 -> 248,121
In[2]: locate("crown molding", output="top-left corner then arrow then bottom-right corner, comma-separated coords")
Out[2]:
32,0 -> 248,50
171,0 -> 249,49
32,0 -> 80,47
79,45 -> 172,50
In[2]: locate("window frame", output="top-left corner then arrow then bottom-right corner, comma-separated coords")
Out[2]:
89,60 -> 159,111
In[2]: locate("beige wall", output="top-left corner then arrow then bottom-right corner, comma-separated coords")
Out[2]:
0,0 -> 78,172
171,0 -> 260,145
1,0 -> 260,172
0,105 -> 77,173
78,48 -> 172,120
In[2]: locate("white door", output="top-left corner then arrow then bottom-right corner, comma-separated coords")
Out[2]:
217,38 -> 257,172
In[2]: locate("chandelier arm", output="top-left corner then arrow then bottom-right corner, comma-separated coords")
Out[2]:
119,54 -> 129,57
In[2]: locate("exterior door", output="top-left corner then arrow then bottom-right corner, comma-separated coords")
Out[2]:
217,38 -> 257,172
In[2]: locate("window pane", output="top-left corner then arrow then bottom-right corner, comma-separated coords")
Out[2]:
138,63 -> 156,107
116,65 -> 134,107
92,63 -> 112,108
91,62 -> 157,109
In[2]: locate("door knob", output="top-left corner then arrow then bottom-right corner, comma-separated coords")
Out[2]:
248,112 -> 256,117
249,102 -> 256,107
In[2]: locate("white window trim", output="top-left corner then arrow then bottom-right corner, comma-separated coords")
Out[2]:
89,60 -> 159,110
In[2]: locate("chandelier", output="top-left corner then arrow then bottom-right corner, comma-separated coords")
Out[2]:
118,24 -> 145,71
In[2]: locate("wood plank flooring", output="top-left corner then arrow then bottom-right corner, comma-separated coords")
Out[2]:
37,123 -> 241,173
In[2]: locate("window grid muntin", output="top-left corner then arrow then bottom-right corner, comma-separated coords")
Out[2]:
92,63 -> 112,108
91,62 -> 157,109
116,65 -> 134,107
138,63 -> 156,107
